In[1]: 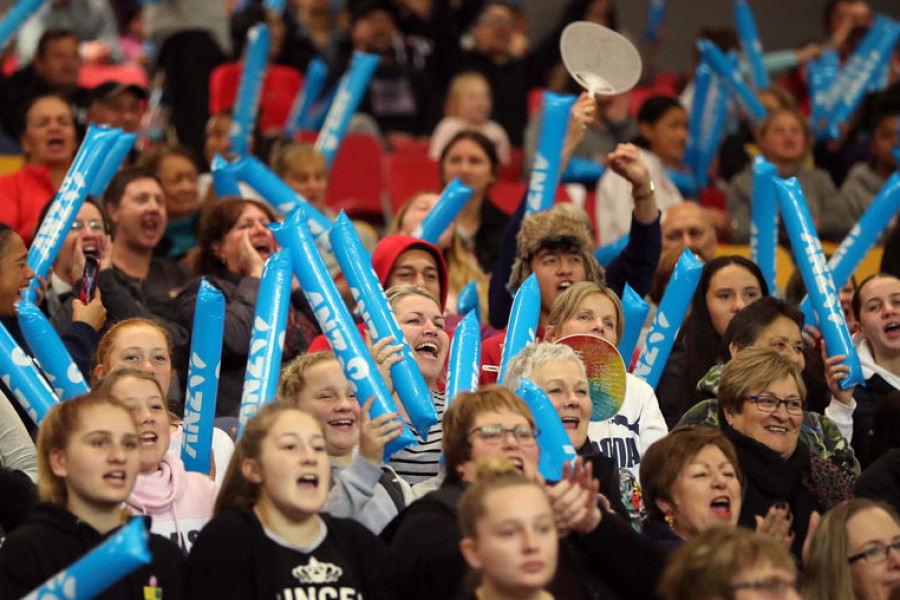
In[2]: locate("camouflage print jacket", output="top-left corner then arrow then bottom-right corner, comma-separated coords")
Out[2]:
678,364 -> 861,482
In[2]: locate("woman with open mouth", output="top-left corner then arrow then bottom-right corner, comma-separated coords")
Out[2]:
0,390 -> 186,597
186,403 -> 397,599
542,281 -> 668,486
277,350 -> 414,534
103,368 -> 217,554
175,198 -> 319,418
371,284 -> 451,487
717,346 -> 853,558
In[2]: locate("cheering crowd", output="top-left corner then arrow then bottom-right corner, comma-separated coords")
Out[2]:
0,0 -> 899,598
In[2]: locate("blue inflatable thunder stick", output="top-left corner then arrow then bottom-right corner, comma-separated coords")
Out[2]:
594,234 -> 629,268
750,155 -> 778,294
734,0 -> 769,90
211,154 -> 242,198
516,378 -> 577,481
17,298 -> 89,401
412,177 -> 473,245
315,52 -> 380,169
773,177 -> 862,389
284,57 -> 329,139
644,0 -> 667,44
88,131 -> 136,199
697,38 -> 767,124
0,321 -> 58,426
330,212 -> 438,439
800,172 -> 900,327
633,248 -> 703,388
237,249 -> 293,438
25,125 -> 118,303
0,0 -> 47,51
22,517 -> 151,600
456,280 -> 481,323
498,273 -> 541,383
181,279 -> 225,475
526,92 -> 577,215
229,23 -> 271,156
272,208 -> 417,458
618,283 -> 650,368
446,310 -> 481,406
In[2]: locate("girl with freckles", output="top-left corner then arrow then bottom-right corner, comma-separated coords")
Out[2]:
185,403 -> 397,599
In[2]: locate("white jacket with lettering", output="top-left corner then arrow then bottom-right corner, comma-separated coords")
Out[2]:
586,373 -> 668,486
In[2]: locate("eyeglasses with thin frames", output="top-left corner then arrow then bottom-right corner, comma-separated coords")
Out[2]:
468,425 -> 540,446
743,394 -> 805,416
848,540 -> 900,564
70,220 -> 105,234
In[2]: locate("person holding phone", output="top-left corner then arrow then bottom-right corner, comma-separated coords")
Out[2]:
38,198 -> 110,334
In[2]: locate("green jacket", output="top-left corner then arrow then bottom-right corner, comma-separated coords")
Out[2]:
679,365 -> 860,482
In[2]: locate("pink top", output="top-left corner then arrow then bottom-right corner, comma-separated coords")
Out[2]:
126,454 -> 217,553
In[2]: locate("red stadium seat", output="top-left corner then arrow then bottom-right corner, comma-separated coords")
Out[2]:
499,146 -> 523,181
324,134 -> 386,220
209,62 -> 303,134
390,137 -> 430,157
386,153 -> 441,214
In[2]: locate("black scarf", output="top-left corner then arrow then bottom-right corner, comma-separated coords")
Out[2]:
723,420 -> 818,557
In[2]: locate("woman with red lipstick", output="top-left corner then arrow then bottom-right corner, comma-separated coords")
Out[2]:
103,369 -> 217,554
185,403 -> 396,599
457,458 -> 558,600
718,346 -> 853,558
804,498 -> 900,600
726,108 -> 840,244
0,94 -> 76,246
175,198 -> 318,418
640,427 -> 745,550
0,391 -> 186,599
277,351 -> 412,533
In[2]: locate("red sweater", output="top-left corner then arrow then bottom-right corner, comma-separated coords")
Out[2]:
0,164 -> 56,245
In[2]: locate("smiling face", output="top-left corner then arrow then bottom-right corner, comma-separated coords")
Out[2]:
847,507 -> 900,600
20,96 -> 76,167
858,276 -> 900,363
549,293 -> 619,345
759,112 -> 807,166
393,293 -> 449,387
461,485 -> 558,597
158,154 -> 200,221
640,106 -> 688,166
441,138 -> 494,196
706,264 -> 764,337
294,360 -> 360,458
0,232 -> 35,317
724,375 -> 803,459
109,376 -> 170,474
399,194 -> 454,251
245,410 -> 331,520
96,323 -> 172,394
213,204 -> 276,276
49,404 -> 140,516
55,202 -> 105,285
460,409 -> 540,481
530,248 -> 587,313
530,359 -> 591,448
107,177 -> 167,252
656,444 -> 742,539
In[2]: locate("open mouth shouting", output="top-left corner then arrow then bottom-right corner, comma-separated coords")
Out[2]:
139,431 -> 158,448
140,214 -> 162,239
559,415 -> 581,431
884,321 -> 900,339
414,341 -> 440,359
297,473 -> 320,492
557,280 -> 573,292
327,417 -> 356,432
709,495 -> 733,519
103,469 -> 128,488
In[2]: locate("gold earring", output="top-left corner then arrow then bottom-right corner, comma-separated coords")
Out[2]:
665,511 -> 676,530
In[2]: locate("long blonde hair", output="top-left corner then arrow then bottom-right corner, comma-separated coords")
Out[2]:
389,192 -> 490,321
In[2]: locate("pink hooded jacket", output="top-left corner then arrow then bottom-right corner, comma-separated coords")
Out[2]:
126,454 -> 217,553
